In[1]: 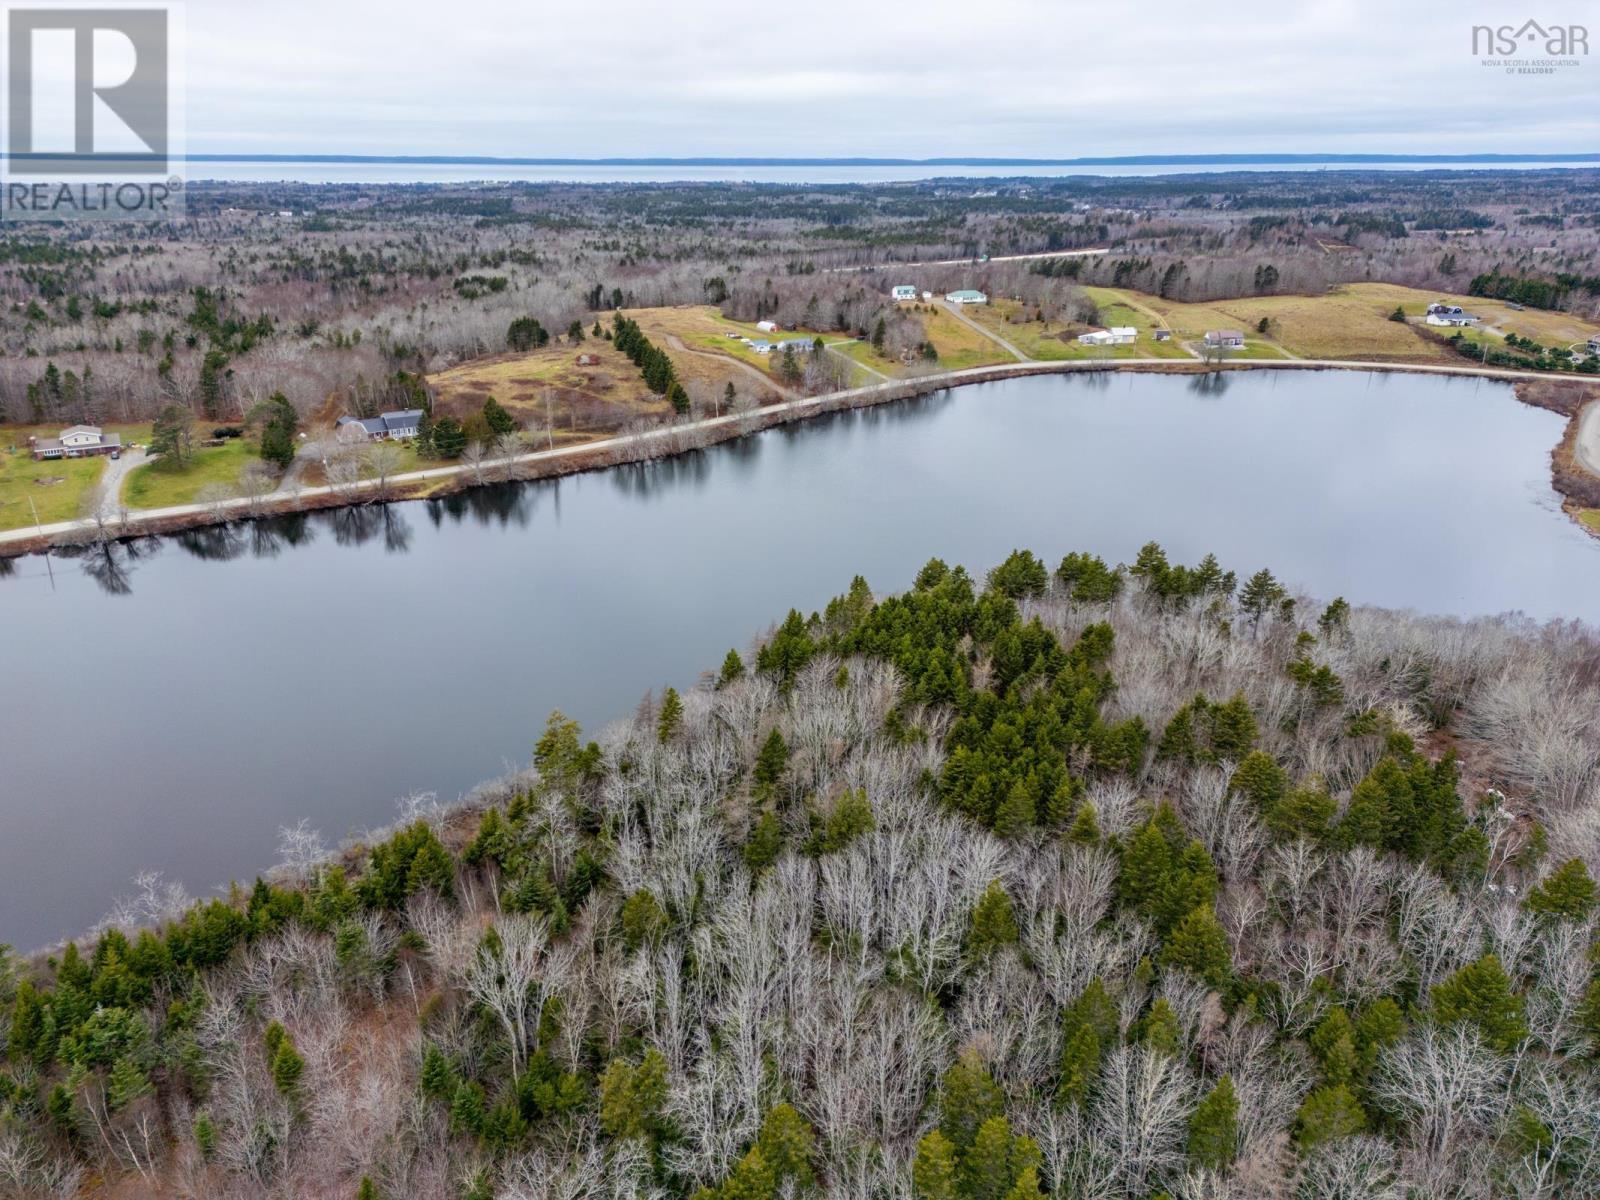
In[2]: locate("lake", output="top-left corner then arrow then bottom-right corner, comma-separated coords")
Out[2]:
2,369 -> 1597,949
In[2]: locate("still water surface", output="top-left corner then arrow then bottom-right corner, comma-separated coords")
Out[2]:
2,370 -> 1596,948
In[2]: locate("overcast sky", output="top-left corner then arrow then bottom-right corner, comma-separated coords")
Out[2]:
173,0 -> 1594,157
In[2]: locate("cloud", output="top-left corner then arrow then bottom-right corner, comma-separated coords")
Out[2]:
181,0 -> 1595,157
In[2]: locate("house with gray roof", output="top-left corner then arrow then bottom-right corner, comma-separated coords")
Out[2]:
336,409 -> 425,441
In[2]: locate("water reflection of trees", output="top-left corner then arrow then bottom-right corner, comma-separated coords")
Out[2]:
328,503 -> 413,552
426,482 -> 536,529
175,522 -> 248,562
74,537 -> 161,595
609,450 -> 711,501
1188,371 -> 1232,399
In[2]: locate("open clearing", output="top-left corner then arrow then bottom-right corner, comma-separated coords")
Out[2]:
0,422 -> 151,531
124,438 -> 259,509
430,339 -> 673,433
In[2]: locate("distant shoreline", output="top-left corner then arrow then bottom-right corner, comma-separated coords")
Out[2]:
173,152 -> 1600,167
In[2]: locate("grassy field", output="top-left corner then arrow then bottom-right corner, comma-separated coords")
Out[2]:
0,450 -> 107,530
1579,510 -> 1600,535
919,307 -> 1016,370
0,422 -> 152,530
431,338 -> 672,431
1093,282 -> 1600,363
971,296 -> 1194,362
124,438 -> 258,509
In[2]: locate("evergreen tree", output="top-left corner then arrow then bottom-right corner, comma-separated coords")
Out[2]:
1059,978 -> 1117,1105
756,1103 -> 815,1186
657,686 -> 683,743
1239,568 -> 1287,629
753,729 -> 790,799
1161,905 -> 1233,987
1294,1084 -> 1366,1147
482,396 -> 516,436
1525,858 -> 1596,922
1065,802 -> 1101,846
356,1177 -> 379,1200
271,1035 -> 305,1098
431,415 -> 467,458
913,1130 -> 959,1200
963,1116 -> 1016,1200
194,1111 -> 217,1160
1431,954 -> 1528,1053
620,890 -> 669,951
743,811 -> 784,874
1187,1075 -> 1238,1170
1141,999 -> 1183,1057
992,780 -> 1035,838
938,1051 -> 1005,1150
968,880 -> 1018,957
599,1049 -> 669,1141
722,1145 -> 777,1200
719,649 -> 745,686
420,1042 -> 456,1101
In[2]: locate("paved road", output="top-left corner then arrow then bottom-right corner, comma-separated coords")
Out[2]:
5,356 -> 1598,551
938,300 -> 1028,362
1577,400 -> 1600,479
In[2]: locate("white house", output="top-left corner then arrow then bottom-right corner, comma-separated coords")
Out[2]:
745,339 -> 773,355
755,320 -> 778,333
30,424 -> 122,460
1077,326 -> 1136,346
1426,311 -> 1480,327
1204,330 -> 1246,349
890,285 -> 918,302
945,289 -> 987,305
336,409 -> 425,441
1586,335 -> 1600,355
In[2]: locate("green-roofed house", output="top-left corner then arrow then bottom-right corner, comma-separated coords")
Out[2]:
945,289 -> 988,305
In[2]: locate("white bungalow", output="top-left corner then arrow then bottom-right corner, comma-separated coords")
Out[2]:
1425,311 -> 1480,328
30,424 -> 122,460
1204,330 -> 1247,349
945,289 -> 988,305
1078,326 -> 1136,347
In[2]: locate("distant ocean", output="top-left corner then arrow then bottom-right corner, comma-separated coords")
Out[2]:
181,156 -> 1600,185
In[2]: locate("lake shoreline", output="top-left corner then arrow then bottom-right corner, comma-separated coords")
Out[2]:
3,358 -> 1598,561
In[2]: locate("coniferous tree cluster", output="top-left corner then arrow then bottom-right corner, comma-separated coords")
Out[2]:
2,546 -> 1599,1199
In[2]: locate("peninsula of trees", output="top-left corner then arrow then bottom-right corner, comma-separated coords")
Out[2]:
3,545 -> 1599,1200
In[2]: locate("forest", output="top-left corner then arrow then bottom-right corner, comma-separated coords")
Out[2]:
2,544 -> 1598,1200
2,169 -> 1598,426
